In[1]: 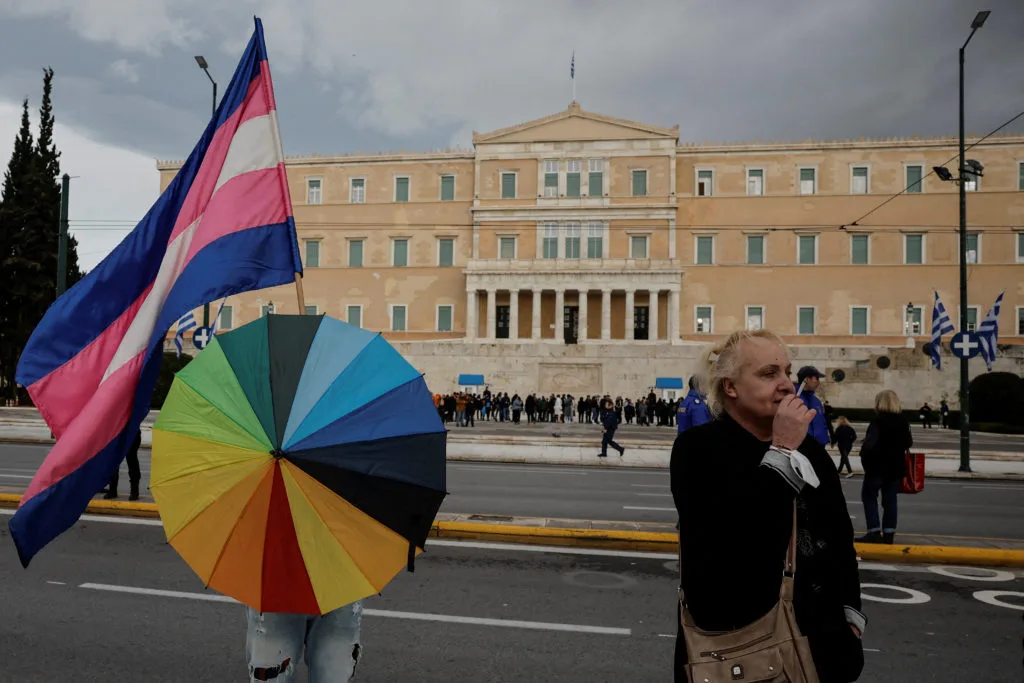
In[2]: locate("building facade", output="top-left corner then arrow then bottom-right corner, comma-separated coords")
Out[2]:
159,103 -> 1024,405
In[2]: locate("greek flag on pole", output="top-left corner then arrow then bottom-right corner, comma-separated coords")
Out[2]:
570,51 -> 575,79
930,291 -> 954,369
978,290 -> 1004,371
173,311 -> 197,357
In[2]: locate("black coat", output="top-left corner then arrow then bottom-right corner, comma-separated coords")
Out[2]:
671,414 -> 864,683
835,425 -> 857,453
859,412 -> 912,480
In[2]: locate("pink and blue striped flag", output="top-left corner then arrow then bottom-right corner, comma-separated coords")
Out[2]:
10,18 -> 301,566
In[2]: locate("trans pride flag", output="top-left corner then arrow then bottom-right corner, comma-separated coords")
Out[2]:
10,18 -> 302,566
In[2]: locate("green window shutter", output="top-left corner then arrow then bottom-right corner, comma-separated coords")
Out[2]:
347,306 -> 361,328
799,235 -> 816,264
499,238 -> 515,259
906,165 -> 923,193
393,239 -> 408,267
588,171 -> 602,197
587,236 -> 603,259
800,168 -> 814,181
392,307 -> 406,331
632,170 -> 647,196
219,305 -> 233,330
349,240 -> 363,267
696,236 -> 713,264
906,235 -> 923,264
438,306 -> 452,332
566,173 -> 580,197
747,236 -> 763,264
544,173 -> 559,191
967,308 -> 978,330
395,177 -> 409,202
1019,162 -> 1024,191
501,173 -> 516,199
566,238 -> 581,259
439,239 -> 454,267
440,176 -> 455,201
799,308 -> 815,334
543,238 -> 558,259
851,235 -> 869,264
631,236 -> 648,258
304,305 -> 319,316
851,308 -> 868,335
305,241 -> 320,268
1018,234 -> 1024,260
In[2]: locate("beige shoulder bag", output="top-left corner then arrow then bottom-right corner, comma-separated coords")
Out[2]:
678,504 -> 819,682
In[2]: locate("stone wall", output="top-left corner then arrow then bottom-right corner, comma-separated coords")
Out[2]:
393,339 -> 1024,408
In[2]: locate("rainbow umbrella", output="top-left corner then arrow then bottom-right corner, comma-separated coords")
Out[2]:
151,314 -> 447,615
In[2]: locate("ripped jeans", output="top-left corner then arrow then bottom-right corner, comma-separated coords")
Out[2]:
246,602 -> 362,682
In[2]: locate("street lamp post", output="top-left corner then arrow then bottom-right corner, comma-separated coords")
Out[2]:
957,10 -> 989,473
194,55 -> 218,329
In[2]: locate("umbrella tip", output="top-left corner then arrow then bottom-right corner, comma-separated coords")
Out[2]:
270,449 -> 284,459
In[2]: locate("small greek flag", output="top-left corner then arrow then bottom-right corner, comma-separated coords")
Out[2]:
570,51 -> 575,79
930,291 -> 954,369
978,290 -> 1004,371
174,311 -> 197,358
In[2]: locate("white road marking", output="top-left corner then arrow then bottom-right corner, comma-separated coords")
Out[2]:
657,634 -> 674,638
0,474 -> 33,479
634,493 -> 672,498
47,581 -> 66,585
623,506 -> 675,512
0,509 -> 163,526
79,583 -> 632,635
428,539 -> 677,560
864,648 -> 881,653
630,484 -> 668,489
448,465 -> 588,476
962,485 -> 1022,490
926,565 -> 1016,583
972,590 -> 1024,612
859,583 -> 931,605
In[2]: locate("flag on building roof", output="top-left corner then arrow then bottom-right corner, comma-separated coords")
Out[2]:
9,17 -> 302,567
978,290 -> 1004,371
930,291 -> 954,369
570,51 -> 575,80
173,311 -> 197,358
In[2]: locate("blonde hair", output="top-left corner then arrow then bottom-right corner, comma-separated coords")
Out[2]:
696,329 -> 787,417
875,389 -> 901,414
836,416 -> 851,428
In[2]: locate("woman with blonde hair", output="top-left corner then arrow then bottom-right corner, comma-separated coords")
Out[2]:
857,389 -> 913,545
671,329 -> 864,682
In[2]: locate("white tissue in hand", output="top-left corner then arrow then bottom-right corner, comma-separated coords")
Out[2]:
790,450 -> 820,489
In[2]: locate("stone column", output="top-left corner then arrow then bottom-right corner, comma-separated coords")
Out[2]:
532,289 -> 542,340
465,289 -> 477,340
486,288 -> 497,341
649,290 -> 659,342
669,289 -> 680,342
601,289 -> 612,340
578,289 -> 588,342
625,289 -> 635,341
509,289 -> 520,341
554,288 -> 565,343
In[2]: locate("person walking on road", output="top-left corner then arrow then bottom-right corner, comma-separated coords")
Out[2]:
857,390 -> 913,545
919,402 -> 934,429
676,377 -> 712,434
246,602 -> 362,682
598,399 -> 625,458
834,416 -> 857,477
671,329 -> 865,683
939,399 -> 950,429
795,366 -> 831,448
103,428 -> 142,501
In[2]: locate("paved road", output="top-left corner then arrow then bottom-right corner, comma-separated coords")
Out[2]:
2,444 -> 1022,548
0,513 -> 1020,682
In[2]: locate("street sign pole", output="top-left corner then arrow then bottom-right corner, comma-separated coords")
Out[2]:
56,173 -> 70,298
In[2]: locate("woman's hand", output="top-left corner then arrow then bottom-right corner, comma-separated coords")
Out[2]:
772,395 -> 816,449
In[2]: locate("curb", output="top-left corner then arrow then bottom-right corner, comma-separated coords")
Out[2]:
2,495 -> 1022,568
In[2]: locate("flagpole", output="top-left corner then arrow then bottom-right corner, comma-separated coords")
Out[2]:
294,273 -> 306,314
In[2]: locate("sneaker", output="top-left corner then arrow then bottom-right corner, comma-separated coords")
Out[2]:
619,449 -> 625,457
597,453 -> 607,458
855,531 -> 883,544
882,532 -> 895,545
102,490 -> 118,500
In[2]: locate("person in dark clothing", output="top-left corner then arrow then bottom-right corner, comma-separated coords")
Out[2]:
919,402 -> 934,429
834,416 -> 857,477
598,399 -> 625,458
104,428 -> 142,501
823,400 -> 836,446
939,399 -> 950,428
858,390 -> 913,545
525,394 -> 536,423
672,330 -> 864,683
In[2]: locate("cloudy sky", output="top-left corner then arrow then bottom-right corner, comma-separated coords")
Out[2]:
1,0 -> 1022,270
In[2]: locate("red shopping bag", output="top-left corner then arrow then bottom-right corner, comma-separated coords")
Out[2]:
900,452 -> 925,494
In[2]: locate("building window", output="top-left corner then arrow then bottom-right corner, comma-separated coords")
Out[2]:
438,238 -> 454,267
695,306 -> 713,334
218,305 -> 234,330
304,240 -> 320,268
1018,307 -> 1024,335
745,306 -> 764,331
906,165 -> 923,193
348,239 -> 364,268
496,306 -> 510,339
904,234 -> 924,264
696,169 -> 713,197
1019,161 -> 1024,191
499,236 -> 516,259
440,175 -> 455,201
542,223 -> 559,259
306,178 -> 322,205
261,303 -> 276,317
695,235 -> 714,265
746,235 -> 764,265
630,235 -> 649,259
501,172 -> 517,199
395,176 -> 409,202
587,222 -> 604,259
963,169 -> 979,192
799,168 -> 816,195
544,160 -> 559,197
634,306 -> 649,340
564,222 -> 581,259
798,235 -> 817,265
304,305 -> 319,316
1018,233 -> 1024,263
437,305 -> 453,332
962,306 -> 980,332
905,305 -> 923,335
392,239 -> 409,267
966,232 -> 980,264
631,169 -> 647,197
797,307 -> 815,335
349,177 -> 365,204
851,166 -> 869,194
566,160 -> 581,198
346,305 -> 362,328
390,305 -> 407,332
747,169 -> 764,196
850,306 -> 869,335
588,159 -> 603,197
851,234 -> 869,265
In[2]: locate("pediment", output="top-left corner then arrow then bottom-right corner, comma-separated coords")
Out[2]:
474,102 -> 678,145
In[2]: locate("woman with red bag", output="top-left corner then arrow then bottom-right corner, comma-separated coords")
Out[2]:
856,390 -> 913,545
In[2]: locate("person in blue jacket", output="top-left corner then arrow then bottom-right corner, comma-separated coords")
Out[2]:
598,399 -> 625,458
796,365 -> 831,447
676,377 -> 712,433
